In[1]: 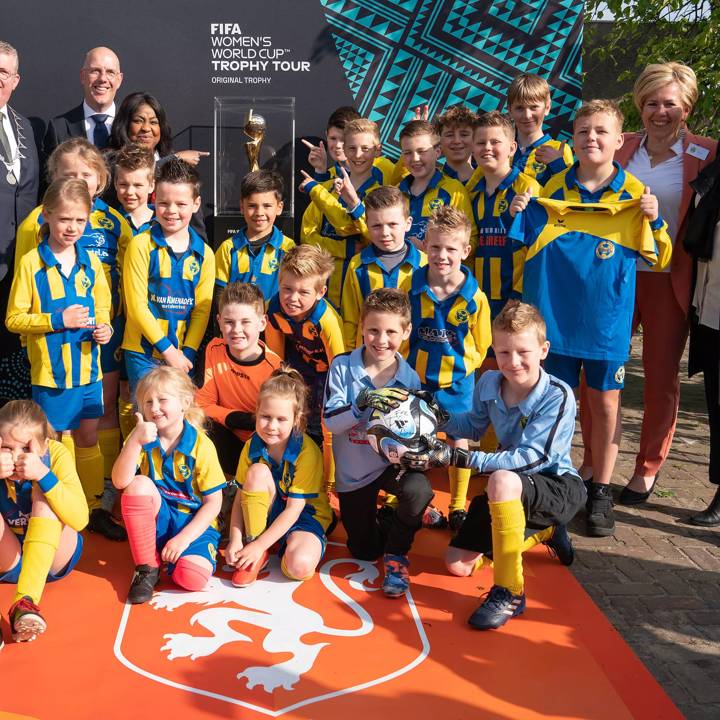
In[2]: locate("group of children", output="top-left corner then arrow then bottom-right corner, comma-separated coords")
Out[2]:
0,72 -> 671,648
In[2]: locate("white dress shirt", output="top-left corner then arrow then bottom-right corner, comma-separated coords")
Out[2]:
82,100 -> 115,143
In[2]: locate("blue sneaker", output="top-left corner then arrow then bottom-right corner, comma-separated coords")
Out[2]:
382,554 -> 410,597
543,524 -> 574,566
468,585 -> 526,630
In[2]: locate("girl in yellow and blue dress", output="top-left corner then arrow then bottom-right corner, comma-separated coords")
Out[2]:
15,138 -> 132,541
111,366 -> 225,604
225,366 -> 334,588
7,178 -> 112,534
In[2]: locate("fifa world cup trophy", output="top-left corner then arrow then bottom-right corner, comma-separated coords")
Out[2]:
243,109 -> 266,172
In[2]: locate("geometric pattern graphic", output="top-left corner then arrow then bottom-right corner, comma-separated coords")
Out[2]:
319,0 -> 583,153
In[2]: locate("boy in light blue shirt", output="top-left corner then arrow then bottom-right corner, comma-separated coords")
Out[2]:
323,288 -> 433,598
403,300 -> 585,630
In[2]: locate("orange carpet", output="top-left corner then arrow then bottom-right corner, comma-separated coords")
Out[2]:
0,478 -> 681,720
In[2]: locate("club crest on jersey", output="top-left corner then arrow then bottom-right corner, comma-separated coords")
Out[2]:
497,198 -> 508,213
428,199 -> 444,210
267,258 -> 279,272
532,161 -> 546,173
98,217 -> 115,230
188,258 -> 201,276
178,464 -> 191,480
614,365 -> 625,384
113,546 -> 429,715
595,240 -> 615,260
455,309 -> 468,323
81,275 -> 92,290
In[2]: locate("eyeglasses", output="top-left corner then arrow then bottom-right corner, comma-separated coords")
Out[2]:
0,70 -> 17,82
84,68 -> 120,81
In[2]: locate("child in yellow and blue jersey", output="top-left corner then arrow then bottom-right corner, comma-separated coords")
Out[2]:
341,186 -> 426,350
7,178 -> 112,537
435,105 -> 478,186
0,400 -> 89,647
508,99 -> 671,538
122,158 -> 214,392
507,74 -> 574,185
300,119 -> 396,309
226,367 -> 334,587
469,112 -> 540,322
264,245 -> 344,487
14,140 -> 132,541
408,206 -> 491,530
215,170 -> 294,302
112,366 -> 225,604
397,120 -> 476,251
113,144 -> 156,236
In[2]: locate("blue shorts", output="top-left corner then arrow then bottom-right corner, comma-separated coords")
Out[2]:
32,380 -> 104,431
100,315 -> 125,374
124,350 -> 162,393
430,375 -> 475,440
267,495 -> 327,558
544,352 -> 625,391
0,531 -> 84,584
155,494 -> 221,574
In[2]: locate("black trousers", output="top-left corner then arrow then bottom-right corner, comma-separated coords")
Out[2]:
207,421 -> 245,476
690,323 -> 720,485
338,465 -> 434,559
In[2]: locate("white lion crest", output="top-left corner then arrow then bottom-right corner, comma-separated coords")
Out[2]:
149,555 -> 379,693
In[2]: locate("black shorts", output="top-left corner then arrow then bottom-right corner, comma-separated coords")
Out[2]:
450,471 -> 586,554
207,421 -> 245,476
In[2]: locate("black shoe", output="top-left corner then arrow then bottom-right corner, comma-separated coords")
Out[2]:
449,509 -> 467,533
687,486 -> 720,527
586,483 -> 615,537
88,508 -> 128,542
543,524 -> 574,566
468,585 -> 526,630
618,474 -> 658,506
128,564 -> 160,604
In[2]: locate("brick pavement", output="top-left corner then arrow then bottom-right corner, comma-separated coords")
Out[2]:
568,337 -> 720,719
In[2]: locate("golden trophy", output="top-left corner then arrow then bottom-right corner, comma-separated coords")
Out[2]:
243,109 -> 266,172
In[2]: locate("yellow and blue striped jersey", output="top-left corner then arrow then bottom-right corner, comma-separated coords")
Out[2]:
6,239 -> 111,388
15,199 -> 132,321
214,226 -> 295,301
0,440 -> 89,537
398,169 -> 477,250
340,241 -> 426,350
264,295 -> 345,380
509,178 -> 672,361
138,420 -> 225,525
408,265 -> 491,391
469,166 -> 540,319
122,224 -> 214,362
512,133 -> 574,185
236,430 -> 333,531
441,160 -> 477,187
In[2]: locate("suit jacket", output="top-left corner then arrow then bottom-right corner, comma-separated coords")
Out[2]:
42,103 -> 86,162
616,131 -> 717,316
0,106 -> 39,281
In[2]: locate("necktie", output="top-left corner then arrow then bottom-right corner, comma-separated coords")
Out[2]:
92,113 -> 110,149
0,111 -> 13,163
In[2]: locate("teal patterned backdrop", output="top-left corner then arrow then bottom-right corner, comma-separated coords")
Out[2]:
319,0 -> 583,150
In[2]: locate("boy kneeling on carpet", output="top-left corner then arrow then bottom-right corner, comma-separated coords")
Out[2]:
402,301 -> 585,630
0,400 -> 89,648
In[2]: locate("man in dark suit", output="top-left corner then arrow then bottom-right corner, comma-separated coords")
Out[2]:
0,41 -> 39,403
43,47 -> 123,159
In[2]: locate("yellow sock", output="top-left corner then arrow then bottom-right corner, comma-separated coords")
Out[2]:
240,489 -> 271,540
521,525 -> 554,553
449,467 -> 471,513
97,427 -> 121,479
61,433 -> 75,461
480,424 -> 498,453
489,498 -> 526,595
15,517 -> 62,604
118,397 -> 135,440
75,444 -> 104,512
322,426 -> 335,492
280,555 -> 314,581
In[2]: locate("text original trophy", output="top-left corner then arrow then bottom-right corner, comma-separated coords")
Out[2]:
244,109 -> 266,172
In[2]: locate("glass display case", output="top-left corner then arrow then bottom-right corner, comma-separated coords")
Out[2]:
214,96 -> 295,219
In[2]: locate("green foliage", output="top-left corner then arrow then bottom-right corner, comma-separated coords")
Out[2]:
585,1 -> 720,136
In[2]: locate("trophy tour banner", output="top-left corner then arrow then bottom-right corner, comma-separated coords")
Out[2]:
6,0 -> 582,239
